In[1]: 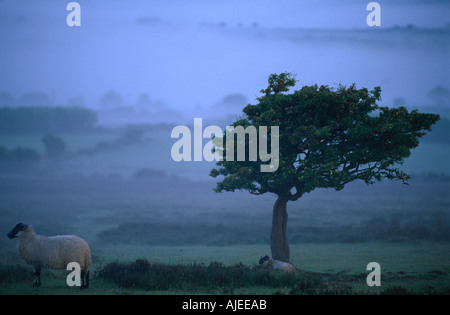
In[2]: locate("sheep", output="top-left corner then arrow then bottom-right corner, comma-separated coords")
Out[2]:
259,255 -> 296,273
7,223 -> 91,289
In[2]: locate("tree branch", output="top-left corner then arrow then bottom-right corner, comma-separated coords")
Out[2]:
249,190 -> 266,196
287,184 -> 304,201
288,191 -> 303,201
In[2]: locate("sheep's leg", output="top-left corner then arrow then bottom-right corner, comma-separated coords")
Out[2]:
85,271 -> 89,289
80,270 -> 89,290
80,270 -> 85,289
32,266 -> 41,287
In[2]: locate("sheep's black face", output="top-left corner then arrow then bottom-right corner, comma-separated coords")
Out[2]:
259,255 -> 270,265
7,223 -> 27,239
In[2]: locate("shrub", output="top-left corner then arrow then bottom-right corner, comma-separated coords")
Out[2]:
0,146 -> 40,174
97,259 -> 322,292
380,286 -> 413,295
42,134 -> 67,158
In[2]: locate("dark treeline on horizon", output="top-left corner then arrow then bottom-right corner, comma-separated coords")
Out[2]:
0,106 -> 98,134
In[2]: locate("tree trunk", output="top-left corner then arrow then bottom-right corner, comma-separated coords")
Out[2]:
270,195 -> 290,262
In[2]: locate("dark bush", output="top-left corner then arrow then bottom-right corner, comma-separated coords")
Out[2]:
0,146 -> 40,174
42,134 -> 67,158
77,129 -> 145,157
380,286 -> 413,295
289,281 -> 354,295
97,259 -> 322,292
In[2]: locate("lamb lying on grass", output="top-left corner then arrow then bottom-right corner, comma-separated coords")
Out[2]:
259,255 -> 296,273
7,223 -> 91,289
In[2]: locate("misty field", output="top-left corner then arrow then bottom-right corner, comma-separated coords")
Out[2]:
0,126 -> 449,295
0,174 -> 449,295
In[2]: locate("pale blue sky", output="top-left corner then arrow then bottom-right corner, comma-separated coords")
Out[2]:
0,0 -> 448,124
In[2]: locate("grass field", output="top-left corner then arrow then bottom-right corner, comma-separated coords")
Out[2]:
1,242 -> 449,295
0,129 -> 449,295
0,176 -> 449,295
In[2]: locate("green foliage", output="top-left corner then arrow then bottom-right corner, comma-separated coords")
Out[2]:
211,73 -> 440,199
96,259 -> 450,295
288,281 -> 354,295
42,134 -> 67,158
380,285 -> 413,295
0,106 -> 98,134
97,259 -> 321,292
260,72 -> 297,96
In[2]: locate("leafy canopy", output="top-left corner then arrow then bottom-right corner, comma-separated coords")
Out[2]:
210,73 -> 440,200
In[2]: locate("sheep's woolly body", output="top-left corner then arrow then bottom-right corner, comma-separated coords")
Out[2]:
17,225 -> 91,272
263,258 -> 296,273
271,259 -> 296,273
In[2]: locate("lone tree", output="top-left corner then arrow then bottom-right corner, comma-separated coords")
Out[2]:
210,72 -> 440,263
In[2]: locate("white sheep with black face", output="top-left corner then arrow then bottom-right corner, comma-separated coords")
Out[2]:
7,223 -> 91,289
259,255 -> 296,273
